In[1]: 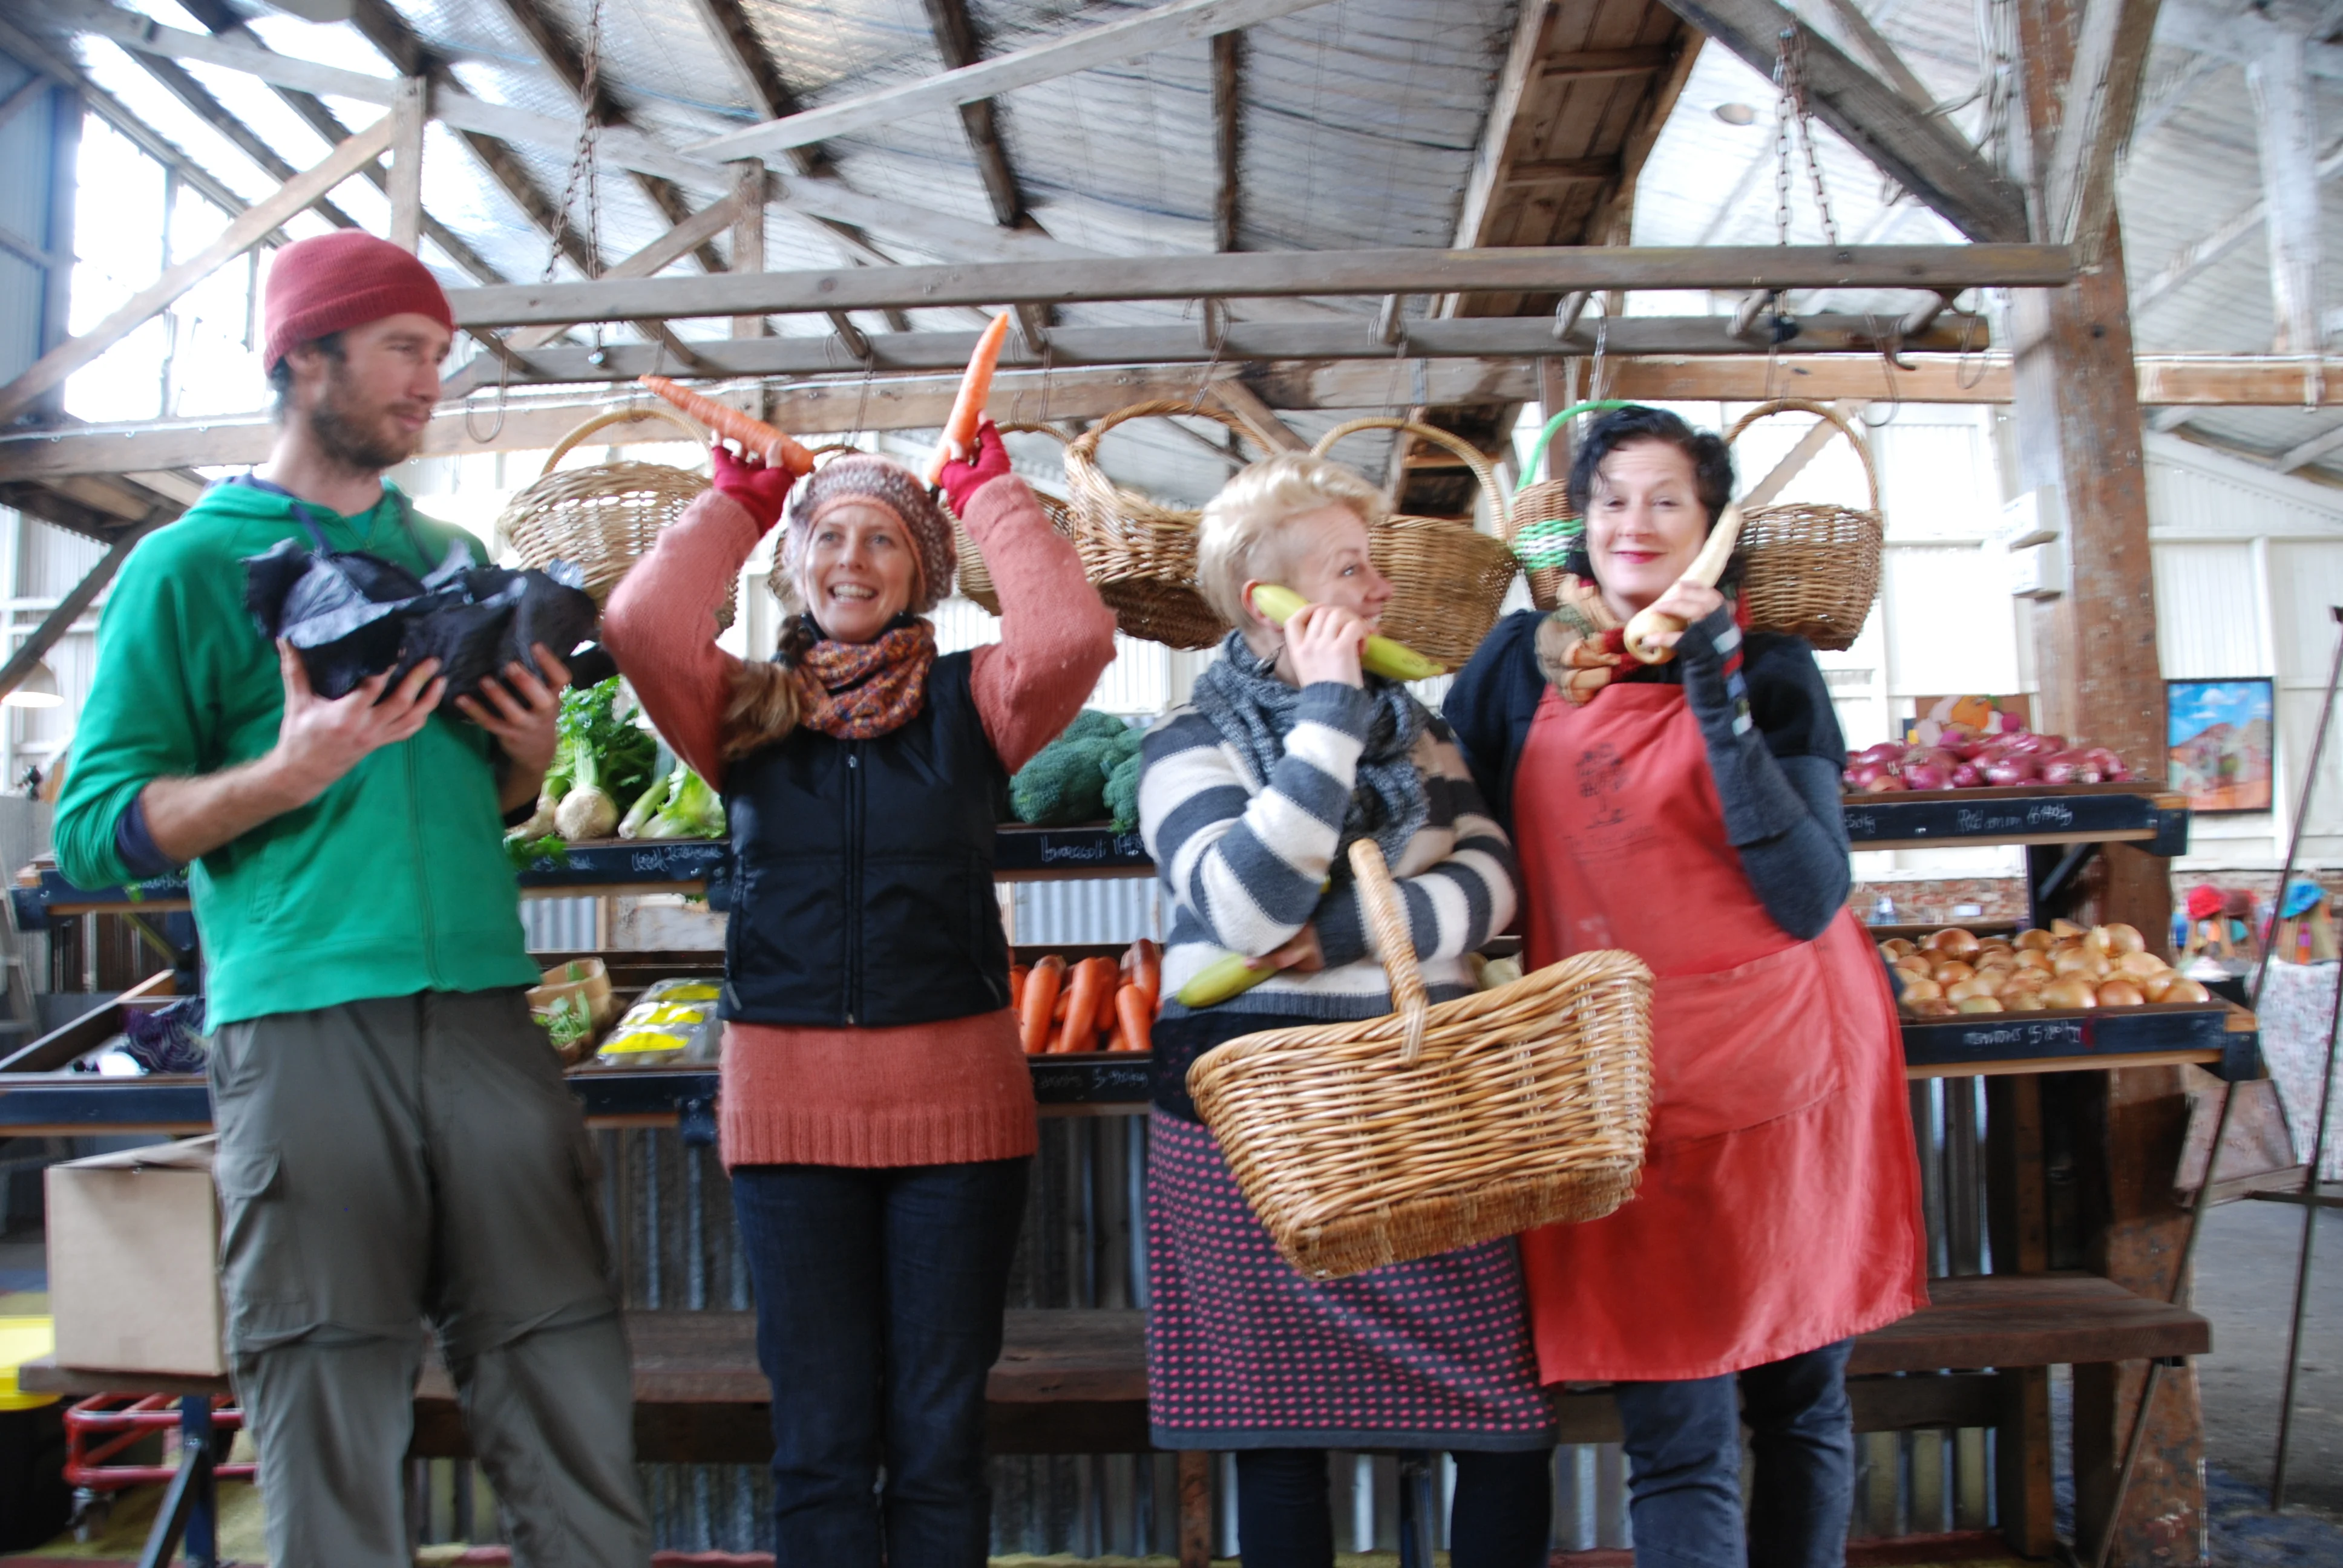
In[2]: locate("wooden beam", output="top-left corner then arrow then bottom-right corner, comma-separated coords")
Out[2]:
676,0 -> 799,129
691,0 -> 1339,160
1212,30 -> 1242,252
430,312 -> 1997,386
2248,27 -> 2322,353
922,0 -> 1029,229
1501,157 -> 1621,185
1541,46 -> 1677,79
0,68 -> 57,136
1210,379 -> 1307,451
2275,420 -> 2343,473
0,517 -> 163,703
1450,0 -> 1555,252
387,76 -> 426,252
2134,137 -> 2343,316
115,47 -> 368,234
1743,400 -> 1868,505
1817,0 -> 1937,109
730,162 -> 767,341
1587,32 -> 1705,246
2038,0 -> 2163,263
450,245 -> 2074,328
0,113 -> 395,426
1656,0 -> 2030,241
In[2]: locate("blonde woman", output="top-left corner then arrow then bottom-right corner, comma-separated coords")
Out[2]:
605,423 -> 1115,1564
1137,454 -> 1554,1566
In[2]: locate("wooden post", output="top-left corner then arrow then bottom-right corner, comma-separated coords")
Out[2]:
729,160 -> 766,340
1176,1449 -> 1213,1568
387,76 -> 427,252
1986,1074 -> 2057,1557
2013,0 -> 2197,1556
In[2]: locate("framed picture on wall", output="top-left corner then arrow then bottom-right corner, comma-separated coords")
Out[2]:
2167,679 -> 2275,812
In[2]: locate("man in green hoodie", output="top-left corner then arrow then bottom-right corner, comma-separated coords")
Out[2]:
54,232 -> 649,1567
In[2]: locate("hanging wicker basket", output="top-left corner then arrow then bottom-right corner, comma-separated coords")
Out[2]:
1725,399 -> 1885,652
499,407 -> 729,630
1505,400 -> 1635,612
1189,840 -> 1654,1281
1311,418 -> 1519,670
1062,399 -> 1263,649
953,423 -> 1074,616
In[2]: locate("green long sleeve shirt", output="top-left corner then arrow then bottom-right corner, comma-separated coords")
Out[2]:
53,479 -> 541,1026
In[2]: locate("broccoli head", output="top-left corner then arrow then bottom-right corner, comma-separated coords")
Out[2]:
1104,751 -> 1142,833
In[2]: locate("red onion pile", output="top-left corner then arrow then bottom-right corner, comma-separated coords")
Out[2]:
1842,727 -> 2133,794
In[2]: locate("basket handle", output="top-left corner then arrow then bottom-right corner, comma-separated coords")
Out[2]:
1311,417 -> 1509,531
1723,398 -> 1880,511
1348,838 -> 1429,1063
1512,400 -> 1637,495
1065,397 -> 1259,465
540,407 -> 710,479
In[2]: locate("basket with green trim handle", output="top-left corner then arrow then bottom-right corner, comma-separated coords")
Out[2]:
1503,399 -> 1634,612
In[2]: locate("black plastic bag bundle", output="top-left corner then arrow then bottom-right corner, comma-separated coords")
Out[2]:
244,538 -> 617,708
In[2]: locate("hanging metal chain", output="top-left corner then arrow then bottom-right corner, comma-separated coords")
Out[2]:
540,0 -> 608,353
1772,24 -> 1840,247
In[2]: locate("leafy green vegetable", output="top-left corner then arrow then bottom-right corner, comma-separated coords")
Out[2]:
551,677 -> 659,841
1010,712 -> 1144,826
650,766 -> 726,840
1104,750 -> 1142,832
505,832 -> 569,872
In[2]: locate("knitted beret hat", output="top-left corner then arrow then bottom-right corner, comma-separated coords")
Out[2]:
263,231 -> 453,371
781,454 -> 959,615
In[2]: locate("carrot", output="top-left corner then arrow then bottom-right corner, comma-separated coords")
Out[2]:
1009,963 -> 1029,1012
1122,939 -> 1161,1007
637,374 -> 814,477
925,312 -> 1013,485
1020,956 -> 1064,1054
1101,1018 -> 1127,1053
1115,983 -> 1153,1054
1055,956 -> 1115,1054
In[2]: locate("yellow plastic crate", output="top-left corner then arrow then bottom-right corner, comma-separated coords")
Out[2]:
0,1316 -> 57,1411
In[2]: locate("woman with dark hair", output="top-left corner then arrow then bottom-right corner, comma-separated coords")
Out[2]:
604,423 -> 1115,1563
1447,406 -> 1924,1568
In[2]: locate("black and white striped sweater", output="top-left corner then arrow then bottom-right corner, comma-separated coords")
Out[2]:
1138,679 -> 1519,1024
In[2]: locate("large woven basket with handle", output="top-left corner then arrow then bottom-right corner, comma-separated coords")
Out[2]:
1723,399 -> 1884,652
1309,418 -> 1519,670
953,423 -> 1073,616
1063,399 -> 1264,649
1504,399 -> 1635,611
500,407 -> 727,629
1188,839 -> 1654,1281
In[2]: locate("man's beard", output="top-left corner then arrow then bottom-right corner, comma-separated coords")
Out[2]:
307,368 -> 422,473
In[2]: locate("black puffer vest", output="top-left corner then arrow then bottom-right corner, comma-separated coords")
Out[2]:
719,651 -> 1013,1027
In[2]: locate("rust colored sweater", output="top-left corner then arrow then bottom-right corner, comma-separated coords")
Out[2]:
603,476 -> 1117,1168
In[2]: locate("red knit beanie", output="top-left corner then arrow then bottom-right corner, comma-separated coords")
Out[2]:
263,231 -> 453,371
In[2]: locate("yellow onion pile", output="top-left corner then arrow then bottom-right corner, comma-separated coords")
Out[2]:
1878,921 -> 2214,1018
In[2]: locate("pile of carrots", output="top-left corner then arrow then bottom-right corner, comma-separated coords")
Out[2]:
1015,940 -> 1158,1054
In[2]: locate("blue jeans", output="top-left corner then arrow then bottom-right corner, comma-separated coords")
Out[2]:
731,1158 -> 1031,1567
1611,1340 -> 1855,1568
1235,1446 -> 1553,1568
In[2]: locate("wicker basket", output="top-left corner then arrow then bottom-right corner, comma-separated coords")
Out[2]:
1724,400 -> 1885,652
1311,418 -> 1519,670
1506,400 -> 1634,611
954,423 -> 1073,616
499,407 -> 727,629
1188,840 -> 1654,1281
1063,399 -> 1263,649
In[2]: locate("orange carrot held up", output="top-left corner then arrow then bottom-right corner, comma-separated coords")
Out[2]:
637,375 -> 815,477
925,312 -> 1012,485
1020,956 -> 1064,1054
1115,983 -> 1153,1054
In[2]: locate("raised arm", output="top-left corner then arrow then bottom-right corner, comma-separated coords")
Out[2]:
603,486 -> 765,789
1676,610 -> 1852,939
962,473 -> 1118,773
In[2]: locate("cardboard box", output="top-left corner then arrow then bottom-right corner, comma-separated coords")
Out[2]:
44,1138 -> 225,1377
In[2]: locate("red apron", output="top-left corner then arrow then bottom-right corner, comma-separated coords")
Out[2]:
1513,682 -> 1926,1382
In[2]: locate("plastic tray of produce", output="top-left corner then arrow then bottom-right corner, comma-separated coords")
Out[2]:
1841,785 -> 2187,852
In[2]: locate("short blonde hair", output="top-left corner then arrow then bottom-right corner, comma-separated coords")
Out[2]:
1196,452 -> 1388,627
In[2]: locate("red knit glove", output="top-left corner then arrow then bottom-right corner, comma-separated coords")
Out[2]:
937,418 -> 1014,518
711,442 -> 795,532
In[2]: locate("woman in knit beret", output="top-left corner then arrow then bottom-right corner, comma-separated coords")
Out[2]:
605,423 -> 1115,1563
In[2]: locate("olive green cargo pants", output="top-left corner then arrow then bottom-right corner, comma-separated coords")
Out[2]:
210,989 -> 649,1567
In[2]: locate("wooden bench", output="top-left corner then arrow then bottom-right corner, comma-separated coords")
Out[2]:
25,1272 -> 2204,1563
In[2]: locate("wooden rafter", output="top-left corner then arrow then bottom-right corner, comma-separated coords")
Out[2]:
922,0 -> 1031,230
2037,0 -> 2163,263
1656,0 -> 2030,241
2135,137 -> 2343,316
2247,24 -> 2322,353
1213,30 -> 1242,251
692,0 -> 1339,160
29,354 -> 2343,481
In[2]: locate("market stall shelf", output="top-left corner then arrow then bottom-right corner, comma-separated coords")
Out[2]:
1840,782 -> 2189,852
